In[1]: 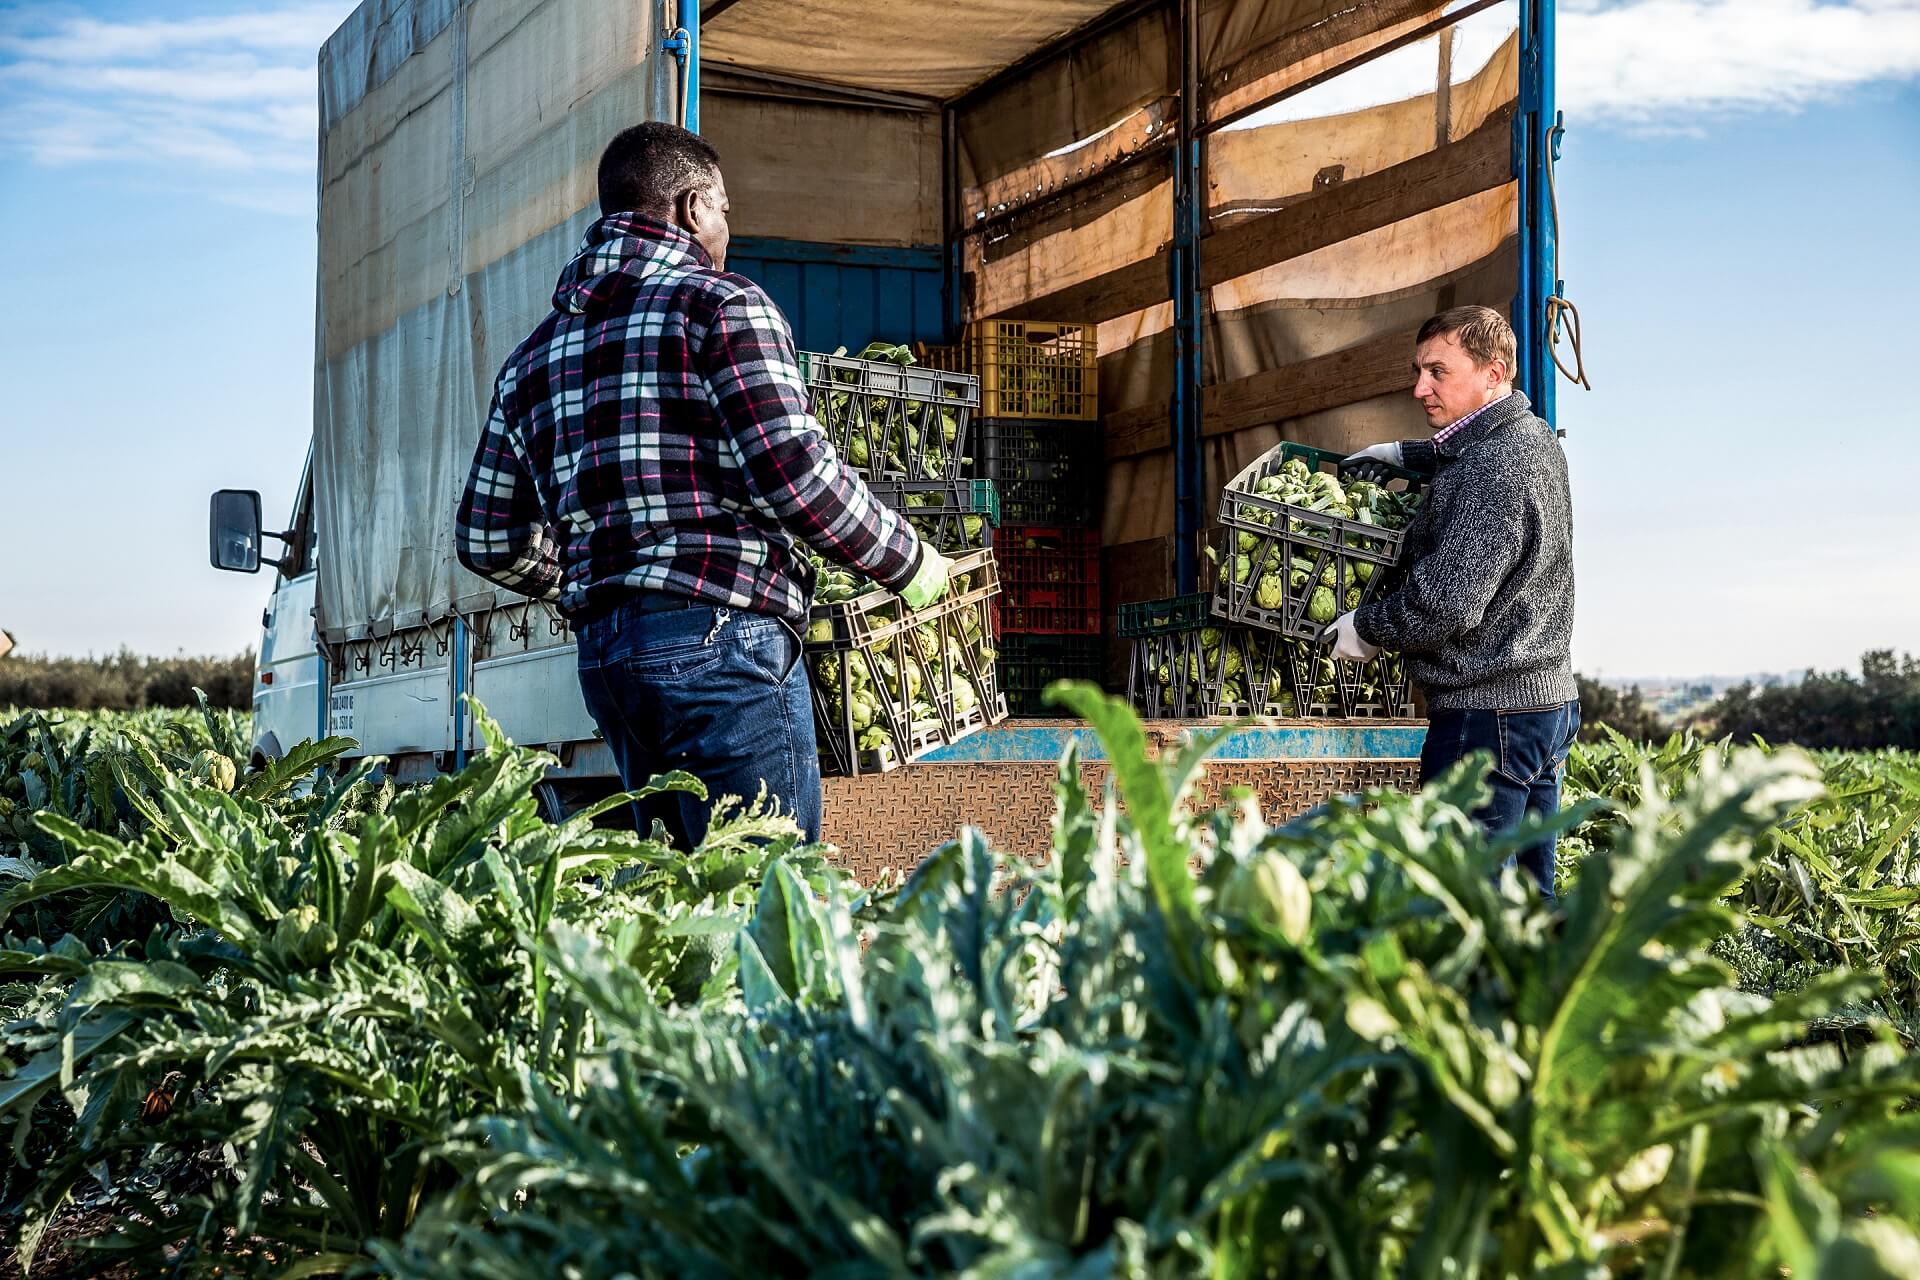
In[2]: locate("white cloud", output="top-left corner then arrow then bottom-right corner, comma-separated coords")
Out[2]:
0,2 -> 357,212
1232,0 -> 1920,132
1562,0 -> 1920,124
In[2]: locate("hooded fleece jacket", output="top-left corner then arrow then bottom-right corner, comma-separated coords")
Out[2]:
456,213 -> 921,627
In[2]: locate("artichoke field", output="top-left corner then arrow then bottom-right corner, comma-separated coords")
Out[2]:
3,696 -> 1919,1277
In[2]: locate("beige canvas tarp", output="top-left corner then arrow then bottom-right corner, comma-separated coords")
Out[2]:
1065,19 -> 1522,604
315,0 -> 1523,637
314,0 -> 676,642
702,85 -> 942,247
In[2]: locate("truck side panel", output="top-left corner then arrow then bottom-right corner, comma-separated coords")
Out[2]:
727,239 -> 946,353
314,0 -> 679,760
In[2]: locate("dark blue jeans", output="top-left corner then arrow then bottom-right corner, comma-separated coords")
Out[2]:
576,597 -> 821,849
1419,700 -> 1581,899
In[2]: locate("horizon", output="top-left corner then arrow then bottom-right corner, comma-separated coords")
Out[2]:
1,0 -> 1917,675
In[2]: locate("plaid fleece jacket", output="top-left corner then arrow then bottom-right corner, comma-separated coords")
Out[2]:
456,213 -> 922,626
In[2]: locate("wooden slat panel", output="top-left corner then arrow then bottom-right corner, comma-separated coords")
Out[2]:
1004,104 -> 1514,326
1204,103 -> 1513,286
1104,326 -> 1418,460
1202,0 -> 1437,126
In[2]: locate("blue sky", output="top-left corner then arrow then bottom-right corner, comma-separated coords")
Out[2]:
0,0 -> 1916,681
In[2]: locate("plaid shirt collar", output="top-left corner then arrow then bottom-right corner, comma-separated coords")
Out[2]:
1431,390 -> 1531,458
552,212 -> 713,315
1431,393 -> 1506,446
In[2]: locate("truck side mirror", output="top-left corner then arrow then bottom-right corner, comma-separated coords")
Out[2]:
210,489 -> 264,573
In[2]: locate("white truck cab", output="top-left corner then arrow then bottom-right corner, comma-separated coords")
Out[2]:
210,470 -> 320,769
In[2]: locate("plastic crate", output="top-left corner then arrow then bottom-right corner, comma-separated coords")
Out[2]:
1213,440 -> 1428,641
995,524 -> 1101,635
1117,593 -> 1212,638
1278,638 -> 1418,720
866,478 -> 999,553
975,418 -> 1102,526
805,548 -> 1007,777
997,634 -> 1105,717
801,350 -> 980,482
1119,594 -> 1297,720
920,320 -> 1098,421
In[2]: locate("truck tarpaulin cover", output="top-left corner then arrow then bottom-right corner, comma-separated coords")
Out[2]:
316,0 -> 1521,636
313,0 -> 675,643
706,0 -> 1522,596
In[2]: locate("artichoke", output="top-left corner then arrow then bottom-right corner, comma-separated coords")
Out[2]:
1221,855 -> 1313,948
1256,574 -> 1286,611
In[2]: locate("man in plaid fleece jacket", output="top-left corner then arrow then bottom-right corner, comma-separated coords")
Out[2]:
457,122 -> 950,847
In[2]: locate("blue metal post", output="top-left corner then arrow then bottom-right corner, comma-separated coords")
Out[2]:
681,0 -> 700,132
944,108 -> 965,342
452,617 -> 468,769
1516,0 -> 1556,426
1171,0 -> 1205,595
665,0 -> 700,132
316,631 -> 328,744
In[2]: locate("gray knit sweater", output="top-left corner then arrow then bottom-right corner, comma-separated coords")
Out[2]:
1354,392 -> 1576,712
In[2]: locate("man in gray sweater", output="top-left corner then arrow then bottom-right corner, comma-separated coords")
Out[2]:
1327,306 -> 1578,897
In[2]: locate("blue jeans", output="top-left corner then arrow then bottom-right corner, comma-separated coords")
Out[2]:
576,597 -> 821,849
1419,700 -> 1581,898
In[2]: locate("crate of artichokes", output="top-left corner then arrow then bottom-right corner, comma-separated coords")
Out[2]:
1213,442 -> 1426,641
862,478 -> 999,553
1118,594 -> 1298,720
802,342 -> 980,482
803,547 -> 1007,777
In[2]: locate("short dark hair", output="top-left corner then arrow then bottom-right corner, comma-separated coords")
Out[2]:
597,122 -> 721,218
1416,305 -> 1516,378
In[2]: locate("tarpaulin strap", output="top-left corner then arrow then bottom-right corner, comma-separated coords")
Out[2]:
1543,116 -> 1590,391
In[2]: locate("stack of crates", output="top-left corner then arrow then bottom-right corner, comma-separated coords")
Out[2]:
798,352 -> 1009,774
922,321 -> 1105,716
1114,437 -> 1425,723
1118,594 -> 1300,720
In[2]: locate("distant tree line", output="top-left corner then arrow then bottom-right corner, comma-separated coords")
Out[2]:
5,647 -> 1914,749
1702,650 -> 1920,751
1578,651 -> 1920,750
1574,674 -> 1666,743
0,650 -> 254,711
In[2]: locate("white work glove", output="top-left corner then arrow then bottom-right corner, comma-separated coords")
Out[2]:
900,543 -> 953,610
1341,441 -> 1403,481
1323,611 -> 1381,662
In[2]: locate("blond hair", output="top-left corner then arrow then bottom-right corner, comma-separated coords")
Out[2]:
1417,306 -> 1516,381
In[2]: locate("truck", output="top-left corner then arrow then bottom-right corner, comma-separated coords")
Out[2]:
209,0 -> 1568,864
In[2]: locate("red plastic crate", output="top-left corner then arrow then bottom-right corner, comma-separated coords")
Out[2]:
994,525 -> 1102,635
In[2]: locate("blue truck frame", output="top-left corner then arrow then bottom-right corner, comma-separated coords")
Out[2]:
679,0 -> 1563,529
649,0 -> 1561,764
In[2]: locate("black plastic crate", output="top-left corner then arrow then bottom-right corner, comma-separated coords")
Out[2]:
1213,441 -> 1427,641
865,478 -> 1000,553
802,351 -> 980,482
1278,639 -> 1418,720
998,634 -> 1105,716
1119,594 -> 1296,720
805,549 -> 1008,776
975,418 -> 1102,526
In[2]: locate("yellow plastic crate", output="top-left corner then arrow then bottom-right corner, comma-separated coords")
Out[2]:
920,319 -> 1098,422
